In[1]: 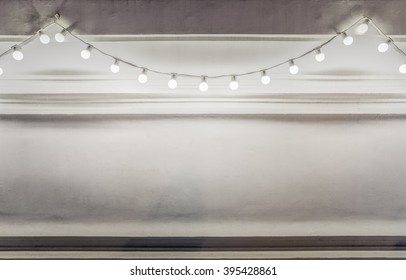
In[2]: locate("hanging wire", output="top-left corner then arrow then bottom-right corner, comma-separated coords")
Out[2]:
1,15 -> 406,80
365,16 -> 406,58
0,15 -> 57,60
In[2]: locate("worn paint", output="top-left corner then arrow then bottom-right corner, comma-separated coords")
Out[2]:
0,0 -> 404,35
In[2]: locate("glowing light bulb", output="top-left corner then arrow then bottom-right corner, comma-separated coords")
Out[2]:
110,60 -> 120,73
229,76 -> 239,90
168,74 -> 177,89
356,20 -> 369,34
38,31 -> 50,44
315,49 -> 325,62
138,69 -> 148,83
378,41 -> 390,53
289,61 -> 299,75
12,46 -> 23,61
342,32 -> 353,46
399,64 -> 406,74
55,30 -> 67,43
0,67 -> 3,76
80,45 -> 92,59
199,77 -> 209,92
261,70 -> 271,85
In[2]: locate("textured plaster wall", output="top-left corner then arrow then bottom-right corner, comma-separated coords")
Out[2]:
0,0 -> 405,35
1,115 -> 406,236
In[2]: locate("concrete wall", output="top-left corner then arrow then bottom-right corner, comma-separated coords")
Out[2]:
0,0 -> 405,35
1,114 -> 406,236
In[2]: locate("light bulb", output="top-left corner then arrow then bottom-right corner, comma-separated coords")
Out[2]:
138,69 -> 148,83
289,61 -> 299,75
55,30 -> 67,43
229,76 -> 239,90
261,70 -> 271,85
0,67 -> 3,76
12,46 -> 23,61
168,74 -> 178,89
315,49 -> 325,62
39,31 -> 50,44
378,41 -> 390,53
399,64 -> 406,74
110,60 -> 120,73
356,21 -> 369,34
80,45 -> 92,59
199,77 -> 209,92
342,32 -> 353,46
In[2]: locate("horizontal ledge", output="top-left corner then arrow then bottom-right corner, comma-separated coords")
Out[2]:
3,250 -> 406,259
2,34 -> 406,42
2,95 -> 406,115
1,74 -> 406,81
0,236 -> 405,252
1,76 -> 406,95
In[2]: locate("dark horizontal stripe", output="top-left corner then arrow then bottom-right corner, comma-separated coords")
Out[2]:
0,236 -> 405,251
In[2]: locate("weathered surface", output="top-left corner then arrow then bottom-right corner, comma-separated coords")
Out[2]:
0,0 -> 404,35
1,115 -> 406,236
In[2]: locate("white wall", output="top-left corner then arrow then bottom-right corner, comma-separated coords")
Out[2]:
1,114 -> 406,236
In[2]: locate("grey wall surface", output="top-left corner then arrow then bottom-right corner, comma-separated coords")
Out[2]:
1,115 -> 406,236
0,0 -> 405,35
1,0 -> 406,238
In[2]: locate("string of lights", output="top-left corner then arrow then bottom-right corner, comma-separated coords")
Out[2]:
0,14 -> 406,91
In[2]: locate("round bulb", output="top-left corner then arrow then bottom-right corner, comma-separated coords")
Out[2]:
343,35 -> 354,46
0,67 -> 3,76
39,32 -> 50,44
289,64 -> 299,75
138,71 -> 148,84
12,48 -> 23,61
81,46 -> 92,59
168,76 -> 177,89
229,78 -> 239,90
261,73 -> 271,85
315,51 -> 325,62
356,22 -> 369,34
399,64 -> 406,74
378,42 -> 389,53
199,78 -> 209,92
55,32 -> 66,43
110,61 -> 120,73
